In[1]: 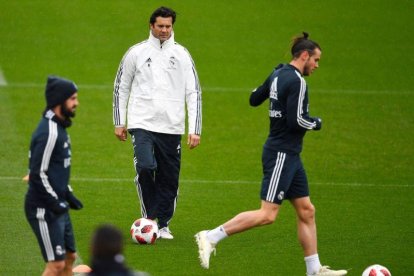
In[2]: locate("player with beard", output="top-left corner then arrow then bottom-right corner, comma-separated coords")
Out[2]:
195,33 -> 347,275
24,76 -> 83,276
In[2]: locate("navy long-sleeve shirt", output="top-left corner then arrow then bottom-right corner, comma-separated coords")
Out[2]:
250,64 -> 318,154
25,109 -> 72,208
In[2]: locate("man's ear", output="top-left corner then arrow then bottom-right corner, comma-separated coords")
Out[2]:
300,50 -> 310,61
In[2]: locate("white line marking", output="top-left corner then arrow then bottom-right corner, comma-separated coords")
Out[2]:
0,66 -> 8,86
1,82 -> 412,95
1,176 -> 411,188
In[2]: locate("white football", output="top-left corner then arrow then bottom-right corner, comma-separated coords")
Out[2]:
130,218 -> 158,244
362,264 -> 391,276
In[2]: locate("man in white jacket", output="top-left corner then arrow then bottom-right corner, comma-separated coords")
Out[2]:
113,6 -> 202,239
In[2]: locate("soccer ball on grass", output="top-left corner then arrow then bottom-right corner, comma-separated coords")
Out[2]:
362,264 -> 391,276
130,218 -> 158,244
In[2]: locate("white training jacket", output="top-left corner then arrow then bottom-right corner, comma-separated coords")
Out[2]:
113,31 -> 202,135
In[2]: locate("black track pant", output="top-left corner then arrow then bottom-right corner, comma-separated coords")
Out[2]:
129,128 -> 181,228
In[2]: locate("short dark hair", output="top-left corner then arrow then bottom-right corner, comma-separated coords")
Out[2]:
91,224 -> 123,260
291,32 -> 321,58
149,6 -> 176,25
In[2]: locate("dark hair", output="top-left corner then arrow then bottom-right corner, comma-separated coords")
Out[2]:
149,6 -> 176,25
91,224 -> 123,260
291,32 -> 321,58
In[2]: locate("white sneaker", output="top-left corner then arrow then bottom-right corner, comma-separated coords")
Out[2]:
194,230 -> 216,269
308,265 -> 347,276
159,227 -> 174,239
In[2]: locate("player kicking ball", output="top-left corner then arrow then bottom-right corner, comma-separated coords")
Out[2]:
195,33 -> 347,276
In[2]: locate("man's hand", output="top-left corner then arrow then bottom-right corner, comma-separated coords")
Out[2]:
66,192 -> 83,210
50,200 -> 69,215
313,117 -> 322,131
187,134 -> 200,149
115,127 -> 128,141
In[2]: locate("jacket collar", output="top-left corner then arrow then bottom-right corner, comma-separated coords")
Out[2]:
148,31 -> 175,49
44,108 -> 71,128
286,63 -> 303,76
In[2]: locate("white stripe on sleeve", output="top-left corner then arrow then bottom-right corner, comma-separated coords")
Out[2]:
295,71 -> 315,129
39,120 -> 59,199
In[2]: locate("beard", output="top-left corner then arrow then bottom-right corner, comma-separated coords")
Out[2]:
62,104 -> 76,118
61,104 -> 76,128
303,64 -> 311,76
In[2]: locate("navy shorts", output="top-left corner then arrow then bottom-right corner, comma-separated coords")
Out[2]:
260,148 -> 309,204
25,202 -> 76,262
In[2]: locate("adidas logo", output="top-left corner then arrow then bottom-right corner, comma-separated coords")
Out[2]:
146,57 -> 152,67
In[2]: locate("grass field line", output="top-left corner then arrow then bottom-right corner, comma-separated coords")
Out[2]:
1,175 -> 411,188
1,82 -> 412,95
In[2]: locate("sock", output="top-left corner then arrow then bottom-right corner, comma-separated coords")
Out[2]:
304,254 -> 321,275
206,225 -> 228,244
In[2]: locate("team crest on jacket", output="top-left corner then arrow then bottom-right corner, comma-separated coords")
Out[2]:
168,56 -> 177,69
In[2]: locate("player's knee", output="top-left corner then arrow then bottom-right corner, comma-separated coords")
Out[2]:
46,260 -> 66,273
262,215 -> 276,225
259,210 -> 278,225
66,251 -> 77,265
299,203 -> 315,222
139,167 -> 155,176
258,202 -> 279,225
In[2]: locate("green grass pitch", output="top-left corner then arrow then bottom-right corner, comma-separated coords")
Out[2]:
0,0 -> 413,275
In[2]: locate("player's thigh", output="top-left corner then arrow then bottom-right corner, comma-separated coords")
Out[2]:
259,200 -> 281,222
286,159 -> 309,200
154,133 -> 181,176
129,128 -> 157,169
260,149 -> 297,204
63,213 -> 76,253
26,207 -> 67,262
